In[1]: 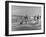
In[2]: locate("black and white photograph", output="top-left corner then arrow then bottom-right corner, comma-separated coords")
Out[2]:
12,5 -> 41,31
5,1 -> 45,36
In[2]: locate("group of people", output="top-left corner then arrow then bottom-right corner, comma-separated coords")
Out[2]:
12,15 -> 41,25
18,15 -> 41,24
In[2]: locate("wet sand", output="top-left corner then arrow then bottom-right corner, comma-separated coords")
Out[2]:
12,24 -> 41,31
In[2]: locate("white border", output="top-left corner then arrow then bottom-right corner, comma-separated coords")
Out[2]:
9,3 -> 44,35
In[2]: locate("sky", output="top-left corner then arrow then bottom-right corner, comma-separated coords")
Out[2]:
12,5 -> 41,16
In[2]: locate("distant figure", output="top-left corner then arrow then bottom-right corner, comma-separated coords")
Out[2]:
20,21 -> 23,24
20,17 -> 23,24
24,15 -> 28,24
34,16 -> 37,21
